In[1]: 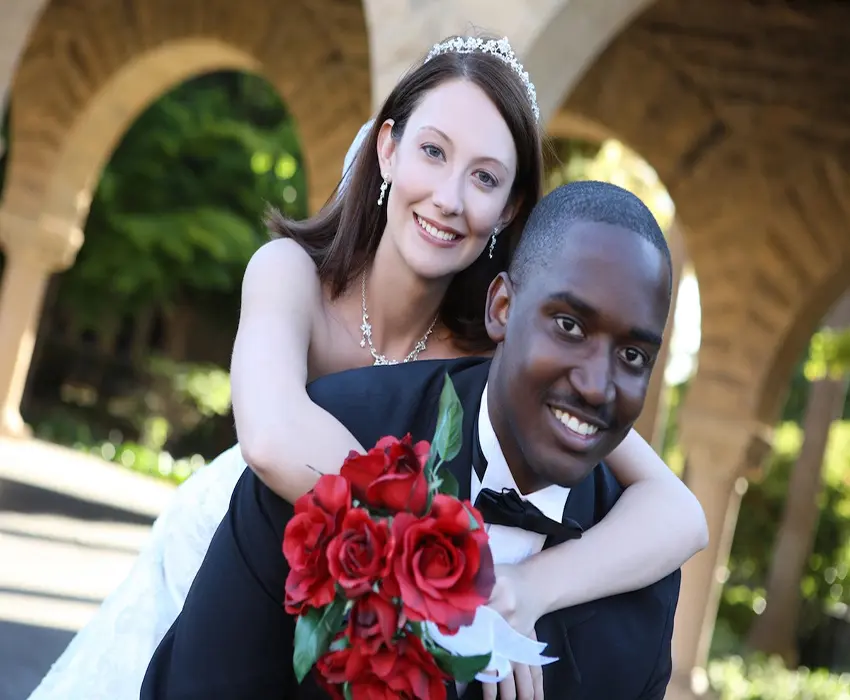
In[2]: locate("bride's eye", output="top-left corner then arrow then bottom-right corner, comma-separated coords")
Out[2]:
475,171 -> 498,188
422,144 -> 444,160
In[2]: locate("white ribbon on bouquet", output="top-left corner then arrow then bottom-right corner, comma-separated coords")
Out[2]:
425,606 -> 558,683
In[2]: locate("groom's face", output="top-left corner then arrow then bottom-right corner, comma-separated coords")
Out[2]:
486,221 -> 671,490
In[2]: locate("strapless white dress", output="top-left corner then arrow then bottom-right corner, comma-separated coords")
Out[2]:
27,444 -> 248,700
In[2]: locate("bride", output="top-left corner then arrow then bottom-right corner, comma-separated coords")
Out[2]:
28,34 -> 707,700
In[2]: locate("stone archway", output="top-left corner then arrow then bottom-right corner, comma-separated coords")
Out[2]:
526,1 -> 850,696
0,0 -> 52,156
0,0 -> 372,437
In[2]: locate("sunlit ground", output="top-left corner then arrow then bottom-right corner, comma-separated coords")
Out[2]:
0,440 -> 169,699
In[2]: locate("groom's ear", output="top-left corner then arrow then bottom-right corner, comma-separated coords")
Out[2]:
485,272 -> 512,344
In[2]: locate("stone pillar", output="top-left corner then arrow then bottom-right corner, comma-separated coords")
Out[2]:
0,211 -> 82,437
666,412 -> 773,699
634,220 -> 687,449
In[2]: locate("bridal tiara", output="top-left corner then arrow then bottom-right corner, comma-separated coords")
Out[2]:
424,36 -> 540,121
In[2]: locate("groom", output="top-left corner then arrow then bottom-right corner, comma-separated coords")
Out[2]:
142,181 -> 678,699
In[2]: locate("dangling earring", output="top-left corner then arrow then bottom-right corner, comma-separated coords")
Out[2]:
377,176 -> 389,207
488,227 -> 499,259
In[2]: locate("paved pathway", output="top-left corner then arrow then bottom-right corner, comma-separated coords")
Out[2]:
0,439 -> 172,700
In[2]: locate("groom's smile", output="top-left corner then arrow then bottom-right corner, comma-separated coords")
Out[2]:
546,404 -> 605,453
485,220 -> 671,492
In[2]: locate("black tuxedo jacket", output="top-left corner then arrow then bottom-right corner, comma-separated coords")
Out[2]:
141,357 -> 680,699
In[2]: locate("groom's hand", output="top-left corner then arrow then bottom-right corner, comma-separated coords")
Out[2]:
484,564 -> 545,700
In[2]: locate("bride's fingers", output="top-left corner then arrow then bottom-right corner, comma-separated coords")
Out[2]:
498,671 -> 518,700
530,662 -> 544,699
528,630 -> 544,699
512,662 -> 535,700
482,679 -> 499,700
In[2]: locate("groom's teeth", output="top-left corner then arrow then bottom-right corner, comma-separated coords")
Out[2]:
550,407 -> 599,437
417,215 -> 458,241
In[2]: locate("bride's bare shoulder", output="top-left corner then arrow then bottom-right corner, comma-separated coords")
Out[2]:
242,238 -> 322,306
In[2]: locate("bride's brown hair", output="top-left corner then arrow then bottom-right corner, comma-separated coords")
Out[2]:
267,36 -> 543,353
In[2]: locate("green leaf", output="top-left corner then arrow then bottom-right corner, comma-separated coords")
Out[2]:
329,635 -> 349,653
424,451 -> 439,482
431,647 -> 493,682
438,470 -> 459,498
463,503 -> 480,531
293,597 -> 347,683
432,375 -> 464,463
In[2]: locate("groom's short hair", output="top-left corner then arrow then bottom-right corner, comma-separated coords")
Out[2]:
509,180 -> 672,292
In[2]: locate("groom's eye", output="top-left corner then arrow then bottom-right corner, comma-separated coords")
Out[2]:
619,347 -> 649,369
555,317 -> 584,339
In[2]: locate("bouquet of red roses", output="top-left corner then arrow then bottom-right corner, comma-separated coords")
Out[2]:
282,375 -> 495,699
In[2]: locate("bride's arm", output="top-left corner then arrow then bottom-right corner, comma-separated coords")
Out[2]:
230,239 -> 365,501
520,428 -> 707,614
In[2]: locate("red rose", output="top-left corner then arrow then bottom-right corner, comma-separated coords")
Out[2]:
340,434 -> 430,515
388,494 -> 495,633
327,509 -> 392,598
317,634 -> 448,700
347,593 -> 399,653
367,634 -> 448,700
315,642 -> 367,693
282,475 -> 351,614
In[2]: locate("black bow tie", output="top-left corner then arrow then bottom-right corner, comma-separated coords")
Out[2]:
474,487 -> 583,543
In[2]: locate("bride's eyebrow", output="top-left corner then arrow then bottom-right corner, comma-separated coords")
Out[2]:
417,125 -> 510,171
418,125 -> 452,143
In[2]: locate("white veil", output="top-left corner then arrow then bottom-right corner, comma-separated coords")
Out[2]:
341,119 -> 375,188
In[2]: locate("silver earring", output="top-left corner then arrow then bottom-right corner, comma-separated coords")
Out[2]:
377,176 -> 389,207
488,228 -> 499,259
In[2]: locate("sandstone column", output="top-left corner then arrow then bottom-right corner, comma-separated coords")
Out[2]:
0,211 -> 82,437
666,411 -> 772,699
634,220 -> 687,449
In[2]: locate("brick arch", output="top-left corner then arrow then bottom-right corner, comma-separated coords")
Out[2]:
546,6 -> 850,426
0,0 -> 51,106
523,0 -> 656,123
1,0 -> 371,227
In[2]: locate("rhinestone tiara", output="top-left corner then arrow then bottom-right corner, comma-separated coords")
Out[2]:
424,36 -> 540,121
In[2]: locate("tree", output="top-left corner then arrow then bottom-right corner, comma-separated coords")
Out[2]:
746,292 -> 850,664
20,71 -> 309,461
55,70 -> 307,330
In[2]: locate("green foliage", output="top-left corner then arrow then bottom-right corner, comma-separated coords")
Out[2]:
57,71 -> 307,327
293,597 -> 348,683
31,358 -> 236,484
714,421 -> 850,652
708,655 -> 850,699
805,329 -> 850,381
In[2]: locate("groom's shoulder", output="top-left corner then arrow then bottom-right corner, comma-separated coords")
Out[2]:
590,462 -> 681,596
595,462 -> 682,607
306,356 -> 491,416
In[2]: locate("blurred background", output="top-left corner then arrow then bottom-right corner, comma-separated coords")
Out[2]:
0,1 -> 849,698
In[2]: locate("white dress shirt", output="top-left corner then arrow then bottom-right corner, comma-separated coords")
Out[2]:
472,384 -> 571,566
452,385 -> 571,696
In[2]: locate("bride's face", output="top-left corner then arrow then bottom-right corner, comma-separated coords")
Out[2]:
377,79 -> 518,280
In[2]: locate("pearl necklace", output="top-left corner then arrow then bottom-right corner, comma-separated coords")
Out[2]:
359,271 -> 438,366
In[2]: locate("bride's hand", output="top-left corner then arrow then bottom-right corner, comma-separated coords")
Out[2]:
483,564 -> 545,700
487,563 -> 543,636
